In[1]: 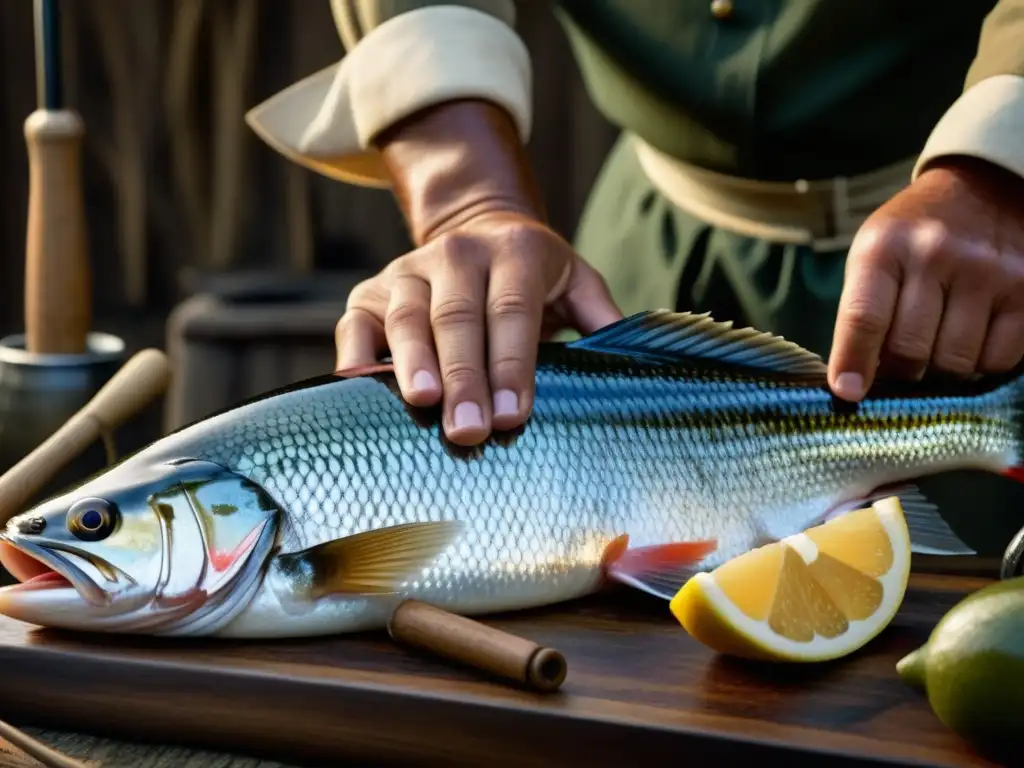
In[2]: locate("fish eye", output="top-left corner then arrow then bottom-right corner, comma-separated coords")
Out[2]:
67,498 -> 119,542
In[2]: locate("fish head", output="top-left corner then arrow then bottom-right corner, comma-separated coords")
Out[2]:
0,458 -> 281,634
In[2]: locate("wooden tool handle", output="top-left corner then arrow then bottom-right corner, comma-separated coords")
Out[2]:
24,108 -> 91,355
0,718 -> 88,768
0,348 -> 171,524
87,348 -> 171,428
388,600 -> 568,692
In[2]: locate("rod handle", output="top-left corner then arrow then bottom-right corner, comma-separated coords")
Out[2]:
24,108 -> 91,355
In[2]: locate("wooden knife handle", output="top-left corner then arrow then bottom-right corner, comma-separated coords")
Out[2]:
0,348 -> 171,524
24,108 -> 91,355
388,600 -> 568,692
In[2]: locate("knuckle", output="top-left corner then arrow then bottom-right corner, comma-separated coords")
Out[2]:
851,220 -> 900,261
841,299 -> 890,337
380,256 -> 401,277
346,278 -> 380,312
439,360 -> 483,392
885,333 -> 932,363
495,223 -> 551,254
911,224 -> 956,270
345,281 -> 370,311
933,347 -> 977,374
384,251 -> 425,280
489,288 -> 535,320
435,231 -> 480,266
386,300 -> 429,334
334,307 -> 369,345
435,221 -> 555,268
431,294 -> 480,330
336,307 -> 362,332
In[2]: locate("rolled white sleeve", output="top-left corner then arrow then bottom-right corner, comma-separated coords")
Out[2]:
913,74 -> 1024,182
245,5 -> 533,188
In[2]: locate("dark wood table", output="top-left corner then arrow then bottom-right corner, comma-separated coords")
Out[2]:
0,573 -> 1001,767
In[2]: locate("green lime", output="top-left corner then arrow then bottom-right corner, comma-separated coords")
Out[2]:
898,577 -> 1024,761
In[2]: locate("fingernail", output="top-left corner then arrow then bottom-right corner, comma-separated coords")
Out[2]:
411,369 -> 438,393
493,389 -> 519,417
453,401 -> 484,430
835,372 -> 865,400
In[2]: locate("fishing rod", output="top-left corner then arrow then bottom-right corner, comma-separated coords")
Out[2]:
24,0 -> 92,355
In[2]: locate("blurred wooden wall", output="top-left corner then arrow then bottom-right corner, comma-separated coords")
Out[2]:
0,0 -> 617,336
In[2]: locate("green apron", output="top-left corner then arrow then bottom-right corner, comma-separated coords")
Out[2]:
573,133 -> 1024,560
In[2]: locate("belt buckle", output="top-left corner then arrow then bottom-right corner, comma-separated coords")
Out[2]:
795,176 -> 856,253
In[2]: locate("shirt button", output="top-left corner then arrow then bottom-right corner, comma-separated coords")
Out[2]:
710,0 -> 734,20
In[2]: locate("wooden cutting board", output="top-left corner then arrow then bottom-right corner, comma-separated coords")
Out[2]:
0,574 -> 1000,768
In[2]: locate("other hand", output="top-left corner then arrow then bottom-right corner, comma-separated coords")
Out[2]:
829,157 -> 1024,400
335,211 -> 622,446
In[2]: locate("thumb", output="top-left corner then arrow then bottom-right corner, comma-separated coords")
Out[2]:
559,257 -> 624,334
828,229 -> 902,401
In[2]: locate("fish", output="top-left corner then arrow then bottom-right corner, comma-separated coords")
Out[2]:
0,309 -> 1018,639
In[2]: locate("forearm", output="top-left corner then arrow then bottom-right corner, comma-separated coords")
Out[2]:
374,99 -> 545,246
245,1 -> 532,188
914,0 -> 1024,180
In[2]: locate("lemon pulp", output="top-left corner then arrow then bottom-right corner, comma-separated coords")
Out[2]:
670,496 -> 910,662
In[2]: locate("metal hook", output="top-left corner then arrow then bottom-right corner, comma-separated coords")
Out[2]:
1000,524 -> 1024,580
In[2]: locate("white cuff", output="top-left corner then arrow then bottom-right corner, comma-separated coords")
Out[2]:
913,74 -> 1024,182
245,5 -> 532,188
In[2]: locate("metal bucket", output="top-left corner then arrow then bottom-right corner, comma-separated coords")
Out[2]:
0,332 -> 125,583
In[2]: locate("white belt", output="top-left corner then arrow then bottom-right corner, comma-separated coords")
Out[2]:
632,135 -> 916,252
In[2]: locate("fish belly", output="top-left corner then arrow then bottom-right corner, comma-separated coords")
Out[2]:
183,376 -> 766,637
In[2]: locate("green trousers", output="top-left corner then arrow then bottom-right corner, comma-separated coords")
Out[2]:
572,134 -> 1024,560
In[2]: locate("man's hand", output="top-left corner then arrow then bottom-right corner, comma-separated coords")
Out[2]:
333,99 -> 623,447
829,156 -> 1024,400
337,211 -> 621,446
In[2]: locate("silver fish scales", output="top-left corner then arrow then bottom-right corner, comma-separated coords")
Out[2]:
0,310 -> 1017,638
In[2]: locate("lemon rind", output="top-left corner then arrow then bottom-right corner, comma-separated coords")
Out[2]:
685,498 -> 911,661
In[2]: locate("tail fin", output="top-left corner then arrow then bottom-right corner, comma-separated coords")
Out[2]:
1002,371 -> 1024,483
899,488 -> 975,556
829,486 -> 975,556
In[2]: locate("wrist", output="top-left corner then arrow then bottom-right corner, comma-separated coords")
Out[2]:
920,155 -> 1024,204
373,99 -> 546,245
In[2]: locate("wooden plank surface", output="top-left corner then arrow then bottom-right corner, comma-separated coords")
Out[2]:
0,574 -> 1000,768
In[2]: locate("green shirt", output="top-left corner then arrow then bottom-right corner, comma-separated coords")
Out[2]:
555,1 -> 999,179
338,0 -> 1024,181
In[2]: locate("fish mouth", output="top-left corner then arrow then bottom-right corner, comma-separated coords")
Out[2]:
0,534 -> 108,606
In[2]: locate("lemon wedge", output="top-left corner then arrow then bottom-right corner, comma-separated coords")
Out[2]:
670,496 -> 911,662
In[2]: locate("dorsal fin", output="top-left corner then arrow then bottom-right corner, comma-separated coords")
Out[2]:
566,310 -> 827,375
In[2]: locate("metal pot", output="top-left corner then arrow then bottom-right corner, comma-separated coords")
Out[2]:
0,332 -> 125,583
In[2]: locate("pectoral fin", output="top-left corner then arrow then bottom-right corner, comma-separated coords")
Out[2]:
273,520 -> 465,600
605,536 -> 718,600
